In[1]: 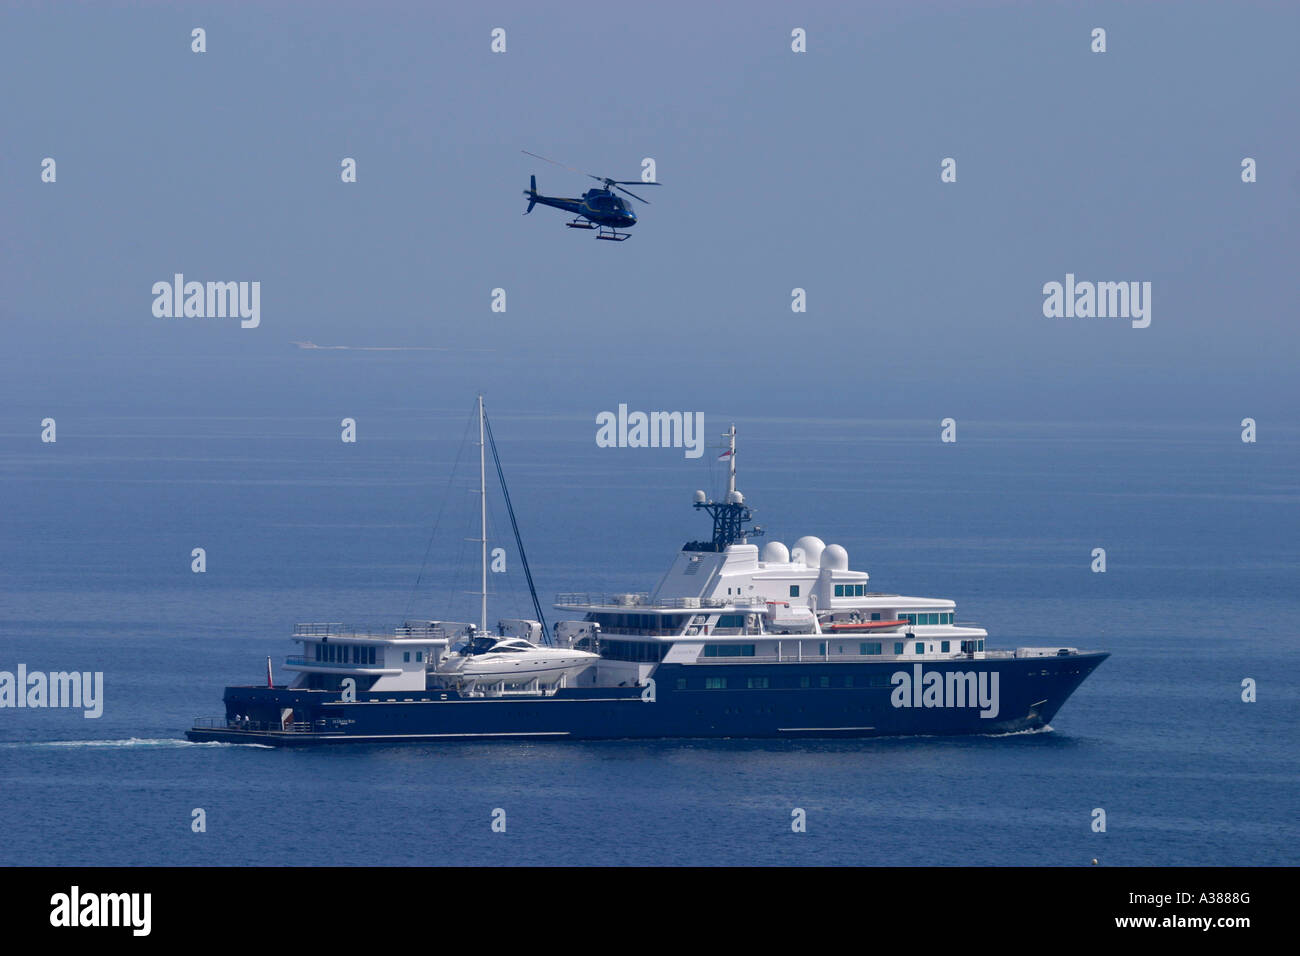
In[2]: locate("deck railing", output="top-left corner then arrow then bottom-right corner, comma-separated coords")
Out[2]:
292,621 -> 460,641
554,593 -> 769,610
192,716 -> 320,734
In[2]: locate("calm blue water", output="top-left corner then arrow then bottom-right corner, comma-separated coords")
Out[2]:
1,406 -> 1297,866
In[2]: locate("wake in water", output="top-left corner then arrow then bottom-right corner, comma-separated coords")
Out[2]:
0,737 -> 272,749
980,724 -> 1055,738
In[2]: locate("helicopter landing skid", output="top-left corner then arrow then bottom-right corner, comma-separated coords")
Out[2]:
565,219 -> 597,230
595,227 -> 630,241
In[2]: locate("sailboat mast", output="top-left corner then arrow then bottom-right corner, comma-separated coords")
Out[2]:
478,394 -> 488,634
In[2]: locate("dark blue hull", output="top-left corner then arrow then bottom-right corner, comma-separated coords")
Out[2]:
186,653 -> 1108,746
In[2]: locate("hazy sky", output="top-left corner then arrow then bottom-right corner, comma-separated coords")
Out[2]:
3,0 -> 1297,427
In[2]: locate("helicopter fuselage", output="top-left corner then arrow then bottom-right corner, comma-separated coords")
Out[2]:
529,188 -> 637,229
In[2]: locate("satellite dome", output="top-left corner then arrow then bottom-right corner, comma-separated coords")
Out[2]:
822,544 -> 848,571
761,541 -> 790,564
792,536 -> 825,568
726,490 -> 744,505
693,490 -> 707,504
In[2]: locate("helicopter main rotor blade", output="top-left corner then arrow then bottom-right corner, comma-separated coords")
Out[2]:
607,180 -> 661,186
521,150 -> 603,183
614,184 -> 652,204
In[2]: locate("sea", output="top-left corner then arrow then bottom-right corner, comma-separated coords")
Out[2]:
2,399 -> 1297,866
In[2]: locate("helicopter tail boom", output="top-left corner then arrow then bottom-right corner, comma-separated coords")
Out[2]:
523,175 -> 537,214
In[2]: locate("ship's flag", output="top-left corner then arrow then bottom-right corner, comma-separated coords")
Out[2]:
266,656 -> 273,688
717,450 -> 733,461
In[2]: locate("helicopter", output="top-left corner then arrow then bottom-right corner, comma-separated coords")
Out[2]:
521,150 -> 660,241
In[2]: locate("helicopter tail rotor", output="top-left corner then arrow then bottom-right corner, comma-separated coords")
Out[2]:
523,174 -> 537,214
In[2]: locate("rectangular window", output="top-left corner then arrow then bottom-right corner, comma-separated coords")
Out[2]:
819,676 -> 830,688
855,585 -> 865,597
941,641 -> 950,653
416,651 -> 423,663
894,642 -> 904,655
915,642 -> 924,654
315,644 -> 322,661
789,585 -> 800,598
818,642 -> 827,656
676,678 -> 687,690
703,644 -> 755,657
369,647 -> 376,665
747,677 -> 769,689
860,642 -> 882,655
871,612 -> 881,621
834,585 -> 844,597
403,651 -> 410,663
844,676 -> 854,688
704,677 -> 727,690
799,676 -> 810,688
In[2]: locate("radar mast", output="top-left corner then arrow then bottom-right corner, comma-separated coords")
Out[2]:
687,424 -> 763,551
